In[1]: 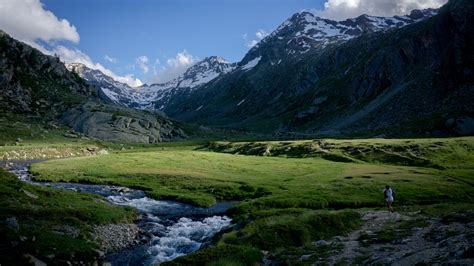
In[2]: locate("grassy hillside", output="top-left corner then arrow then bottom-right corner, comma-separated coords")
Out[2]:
0,169 -> 136,264
29,137 -> 474,264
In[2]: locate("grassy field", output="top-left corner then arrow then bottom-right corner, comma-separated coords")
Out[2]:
31,137 -> 474,209
28,137 -> 474,264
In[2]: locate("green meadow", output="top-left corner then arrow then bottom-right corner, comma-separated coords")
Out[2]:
24,136 -> 474,264
31,137 -> 474,210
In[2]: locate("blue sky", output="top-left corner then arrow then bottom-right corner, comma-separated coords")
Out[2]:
0,0 -> 447,86
41,0 -> 325,83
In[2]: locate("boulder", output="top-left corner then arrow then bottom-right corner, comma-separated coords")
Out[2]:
3,217 -> 19,232
314,240 -> 329,247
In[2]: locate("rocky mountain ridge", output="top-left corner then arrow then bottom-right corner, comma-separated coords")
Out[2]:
245,8 -> 437,60
66,63 -> 148,108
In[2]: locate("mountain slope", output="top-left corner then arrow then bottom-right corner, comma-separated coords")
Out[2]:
161,0 -> 473,136
0,31 -> 96,118
0,31 -> 188,143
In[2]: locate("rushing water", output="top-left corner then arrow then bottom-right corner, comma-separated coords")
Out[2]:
4,161 -> 233,265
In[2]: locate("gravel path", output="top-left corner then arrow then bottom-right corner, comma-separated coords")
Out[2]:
321,210 -> 474,265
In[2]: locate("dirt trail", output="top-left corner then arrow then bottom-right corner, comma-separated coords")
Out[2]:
318,211 -> 474,265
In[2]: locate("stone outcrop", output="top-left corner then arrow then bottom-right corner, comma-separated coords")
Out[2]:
61,103 -> 187,143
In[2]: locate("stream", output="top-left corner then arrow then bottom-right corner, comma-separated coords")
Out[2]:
4,160 -> 233,265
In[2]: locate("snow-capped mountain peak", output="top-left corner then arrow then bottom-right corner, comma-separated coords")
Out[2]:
175,56 -> 236,89
251,8 -> 438,57
146,56 -> 236,91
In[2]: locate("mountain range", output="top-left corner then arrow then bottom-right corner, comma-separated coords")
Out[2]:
68,0 -> 473,137
66,56 -> 237,110
1,0 -> 473,141
70,8 -> 438,112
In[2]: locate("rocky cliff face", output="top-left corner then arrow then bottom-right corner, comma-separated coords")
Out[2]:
160,0 -> 473,136
0,31 -> 96,118
0,32 -> 188,143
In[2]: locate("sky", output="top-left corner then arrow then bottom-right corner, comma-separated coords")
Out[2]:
0,0 -> 447,86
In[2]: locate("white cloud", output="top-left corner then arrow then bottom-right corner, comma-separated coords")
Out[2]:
317,0 -> 448,21
104,54 -> 118,63
255,30 -> 268,39
166,50 -> 196,69
0,0 -> 79,44
243,29 -> 269,48
149,50 -> 198,83
0,0 -> 142,87
136,55 -> 149,74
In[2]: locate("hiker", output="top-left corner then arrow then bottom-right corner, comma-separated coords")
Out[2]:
383,185 -> 395,213
2,154 -> 7,168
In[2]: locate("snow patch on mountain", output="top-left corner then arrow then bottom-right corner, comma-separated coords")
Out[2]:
242,56 -> 261,71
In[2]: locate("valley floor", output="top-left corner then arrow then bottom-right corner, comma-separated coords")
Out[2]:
1,135 -> 473,265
